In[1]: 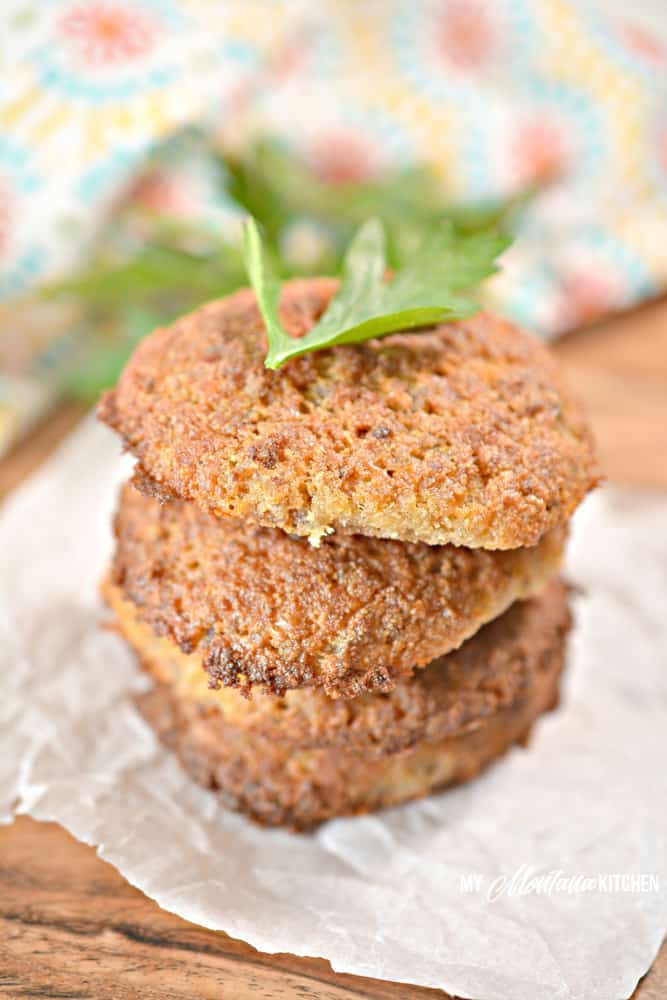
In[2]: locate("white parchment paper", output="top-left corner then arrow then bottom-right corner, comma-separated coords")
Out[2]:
1,416 -> 666,1000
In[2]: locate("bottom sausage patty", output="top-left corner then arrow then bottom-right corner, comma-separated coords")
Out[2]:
104,579 -> 570,829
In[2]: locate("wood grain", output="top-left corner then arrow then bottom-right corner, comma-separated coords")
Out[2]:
0,816 -> 664,1000
0,817 -> 446,1000
555,297 -> 667,489
0,401 -> 86,500
1,299 -> 666,998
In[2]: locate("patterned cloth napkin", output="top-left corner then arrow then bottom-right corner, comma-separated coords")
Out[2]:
1,0 -> 667,454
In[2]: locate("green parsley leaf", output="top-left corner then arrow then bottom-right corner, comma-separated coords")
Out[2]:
226,140 -> 454,237
226,139 -> 527,273
243,216 -> 510,370
38,136 -> 527,400
42,243 -> 246,309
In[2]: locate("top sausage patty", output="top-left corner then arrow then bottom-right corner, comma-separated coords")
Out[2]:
99,278 -> 597,548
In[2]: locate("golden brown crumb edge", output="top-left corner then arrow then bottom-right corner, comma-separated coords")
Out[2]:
110,481 -> 566,698
104,580 -> 571,829
98,278 -> 598,550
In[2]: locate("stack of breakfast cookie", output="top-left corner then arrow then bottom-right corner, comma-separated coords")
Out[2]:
99,278 -> 597,829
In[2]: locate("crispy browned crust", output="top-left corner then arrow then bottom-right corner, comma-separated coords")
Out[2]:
109,482 -> 566,697
107,578 -> 570,760
98,279 -> 598,550
129,584 -> 569,829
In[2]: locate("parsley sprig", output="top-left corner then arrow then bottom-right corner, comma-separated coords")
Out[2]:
41,138 -> 524,396
243,216 -> 510,369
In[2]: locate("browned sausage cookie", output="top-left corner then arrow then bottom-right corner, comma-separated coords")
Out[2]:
99,279 -> 597,549
106,581 -> 570,829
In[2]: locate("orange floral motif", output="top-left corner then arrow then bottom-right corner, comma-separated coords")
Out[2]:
58,3 -> 157,65
514,121 -> 568,184
618,20 -> 665,65
305,132 -> 380,186
437,0 -> 496,71
127,169 -> 194,216
561,269 -> 617,327
271,37 -> 309,81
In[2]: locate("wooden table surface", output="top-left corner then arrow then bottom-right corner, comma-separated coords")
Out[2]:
1,299 -> 666,999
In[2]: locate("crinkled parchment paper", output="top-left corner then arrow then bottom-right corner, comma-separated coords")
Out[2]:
1,417 -> 666,1000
